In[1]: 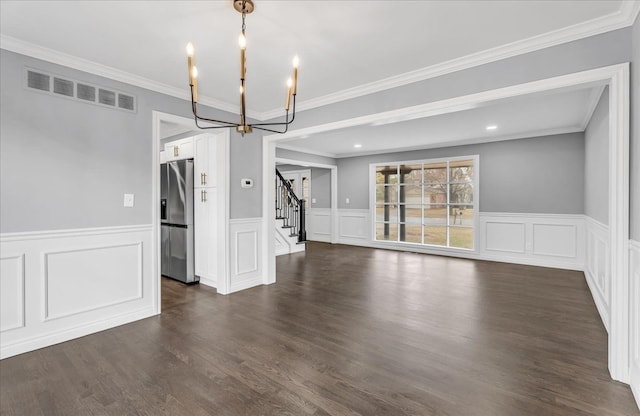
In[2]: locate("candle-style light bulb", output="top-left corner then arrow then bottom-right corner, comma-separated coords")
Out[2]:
238,33 -> 247,49
187,42 -> 195,85
285,77 -> 292,111
191,65 -> 199,103
292,55 -> 299,95
239,85 -> 244,94
186,42 -> 194,57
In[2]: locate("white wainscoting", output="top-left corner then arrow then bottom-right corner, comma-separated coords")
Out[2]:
584,217 -> 611,332
0,225 -> 155,359
337,209 -> 371,244
308,208 -> 332,243
229,218 -> 264,293
479,213 -> 585,271
335,210 -> 585,271
629,239 -> 640,407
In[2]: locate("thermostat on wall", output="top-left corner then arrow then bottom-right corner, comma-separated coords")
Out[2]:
241,178 -> 253,188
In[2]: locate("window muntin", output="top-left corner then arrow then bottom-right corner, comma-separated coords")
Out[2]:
373,157 -> 476,250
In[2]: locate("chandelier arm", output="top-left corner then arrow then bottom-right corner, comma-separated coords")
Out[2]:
253,124 -> 289,134
191,98 -> 242,128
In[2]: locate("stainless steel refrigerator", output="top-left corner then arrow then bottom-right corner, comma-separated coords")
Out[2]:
160,159 -> 198,284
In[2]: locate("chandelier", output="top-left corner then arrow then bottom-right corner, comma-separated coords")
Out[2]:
186,0 -> 299,136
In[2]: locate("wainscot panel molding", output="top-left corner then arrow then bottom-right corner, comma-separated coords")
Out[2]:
629,239 -> 640,406
337,209 -> 371,245
585,217 -> 611,332
0,225 -> 155,359
335,210 -> 585,271
229,218 -> 264,293
479,213 -> 586,271
307,208 -> 332,243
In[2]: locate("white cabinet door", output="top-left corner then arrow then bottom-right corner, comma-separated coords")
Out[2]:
194,134 -> 217,187
194,187 -> 217,285
164,138 -> 194,161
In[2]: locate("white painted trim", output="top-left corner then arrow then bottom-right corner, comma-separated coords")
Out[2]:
585,216 -> 611,332
581,85 -> 606,130
0,224 -> 152,242
276,143 -> 338,159
263,63 -> 630,384
629,239 -> 640,409
3,2 -> 638,122
230,217 -> 264,224
1,306 -> 154,360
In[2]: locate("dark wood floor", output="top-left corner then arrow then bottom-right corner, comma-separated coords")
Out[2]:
1,242 -> 638,415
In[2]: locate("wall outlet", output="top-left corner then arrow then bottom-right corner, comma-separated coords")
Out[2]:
241,178 -> 253,188
123,193 -> 135,207
346,197 -> 350,204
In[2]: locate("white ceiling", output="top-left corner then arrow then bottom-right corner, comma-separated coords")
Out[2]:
0,1 -> 634,118
277,85 -> 605,158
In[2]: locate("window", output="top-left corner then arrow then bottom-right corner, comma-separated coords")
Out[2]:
373,156 -> 477,250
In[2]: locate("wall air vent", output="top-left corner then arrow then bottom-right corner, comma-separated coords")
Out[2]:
118,93 -> 135,111
27,70 -> 50,92
98,89 -> 116,106
77,83 -> 96,102
53,77 -> 74,97
24,67 -> 136,113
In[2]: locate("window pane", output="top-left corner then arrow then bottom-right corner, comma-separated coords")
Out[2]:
376,165 -> 398,184
376,185 -> 398,204
448,205 -> 474,226
399,164 -> 422,185
400,205 -> 422,225
424,162 -> 447,183
376,223 -> 398,241
449,160 -> 474,183
424,184 -> 446,204
449,183 -> 473,204
449,227 -> 474,249
423,205 -> 446,225
376,204 -> 398,223
424,226 -> 447,246
400,185 -> 421,204
400,224 -> 422,243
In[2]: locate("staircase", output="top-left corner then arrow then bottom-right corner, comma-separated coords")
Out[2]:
275,169 -> 306,256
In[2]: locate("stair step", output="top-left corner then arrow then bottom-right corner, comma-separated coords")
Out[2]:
281,225 -> 294,229
289,234 -> 298,237
276,216 -> 285,219
296,241 -> 306,245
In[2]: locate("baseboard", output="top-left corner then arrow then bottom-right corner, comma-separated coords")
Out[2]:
584,268 -> 611,333
229,276 -> 263,294
1,306 -> 155,359
199,277 -> 217,289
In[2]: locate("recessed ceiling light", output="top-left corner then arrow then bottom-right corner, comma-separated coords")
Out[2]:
354,144 -> 363,148
486,125 -> 498,131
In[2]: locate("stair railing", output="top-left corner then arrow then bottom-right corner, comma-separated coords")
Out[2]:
275,169 -> 306,243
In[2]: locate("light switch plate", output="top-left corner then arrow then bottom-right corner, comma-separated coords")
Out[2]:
311,198 -> 317,204
346,197 -> 350,204
123,193 -> 135,207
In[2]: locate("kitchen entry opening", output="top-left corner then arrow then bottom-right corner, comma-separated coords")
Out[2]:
372,156 -> 478,250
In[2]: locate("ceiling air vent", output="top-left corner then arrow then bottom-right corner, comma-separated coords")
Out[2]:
27,70 -> 50,92
24,67 -> 136,113
118,93 -> 135,111
53,77 -> 74,97
98,89 -> 116,106
76,83 -> 96,102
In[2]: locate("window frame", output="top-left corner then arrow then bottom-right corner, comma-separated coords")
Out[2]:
369,155 -> 479,253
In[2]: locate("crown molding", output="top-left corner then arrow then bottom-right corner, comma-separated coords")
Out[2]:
0,34 -> 241,116
275,143 -> 338,159
258,1 -> 640,120
3,1 -> 638,122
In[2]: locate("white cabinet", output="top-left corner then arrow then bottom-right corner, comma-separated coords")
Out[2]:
194,187 -> 217,285
164,137 -> 194,161
194,134 -> 217,187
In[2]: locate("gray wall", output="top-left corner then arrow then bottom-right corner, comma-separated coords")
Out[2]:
0,49 -> 251,232
160,130 -> 199,148
230,130 -> 262,218
276,164 -> 332,209
631,14 -> 640,241
584,88 -> 609,225
336,133 -> 585,213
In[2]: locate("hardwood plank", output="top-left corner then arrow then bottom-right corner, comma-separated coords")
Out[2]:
1,242 -> 638,415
